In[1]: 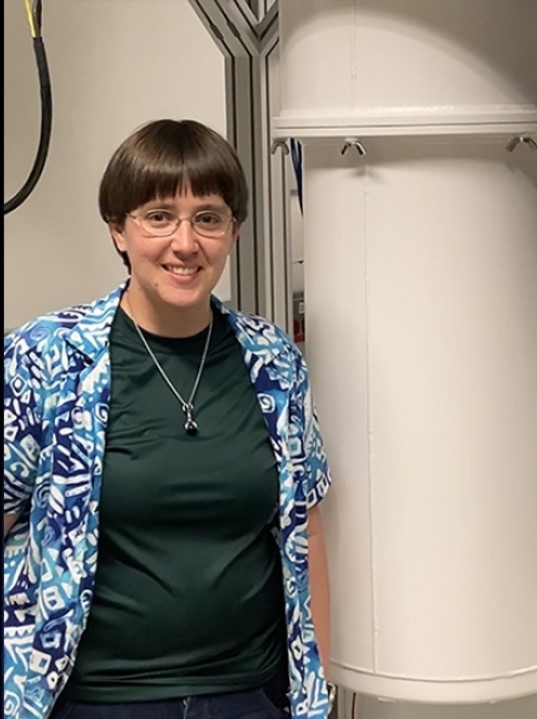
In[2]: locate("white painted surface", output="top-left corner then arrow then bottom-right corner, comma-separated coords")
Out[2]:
276,0 -> 537,712
276,0 -> 537,136
4,0 -> 227,330
338,690 -> 537,719
307,137 -> 537,704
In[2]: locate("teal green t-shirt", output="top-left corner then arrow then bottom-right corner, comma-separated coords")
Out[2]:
65,307 -> 287,701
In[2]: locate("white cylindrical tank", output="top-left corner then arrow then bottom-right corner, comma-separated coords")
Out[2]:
274,0 -> 537,705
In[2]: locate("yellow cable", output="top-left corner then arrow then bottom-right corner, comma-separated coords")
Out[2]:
24,0 -> 37,38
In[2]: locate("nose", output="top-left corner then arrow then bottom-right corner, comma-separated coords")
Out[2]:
169,218 -> 198,253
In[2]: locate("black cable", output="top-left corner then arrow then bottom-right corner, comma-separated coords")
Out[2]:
4,32 -> 53,215
35,0 -> 43,31
290,138 -> 303,214
350,691 -> 357,718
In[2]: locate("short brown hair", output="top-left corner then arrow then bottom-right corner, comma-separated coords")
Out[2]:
99,119 -> 249,268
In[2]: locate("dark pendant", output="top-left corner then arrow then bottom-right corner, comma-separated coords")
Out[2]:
185,418 -> 198,436
183,403 -> 198,436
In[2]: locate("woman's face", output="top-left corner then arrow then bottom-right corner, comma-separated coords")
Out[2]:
111,188 -> 239,334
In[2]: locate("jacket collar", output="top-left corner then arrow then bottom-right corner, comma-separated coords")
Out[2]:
212,297 -> 285,364
64,283 -> 285,365
63,282 -> 126,362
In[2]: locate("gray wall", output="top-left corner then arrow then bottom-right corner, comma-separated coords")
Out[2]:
4,0 -> 227,330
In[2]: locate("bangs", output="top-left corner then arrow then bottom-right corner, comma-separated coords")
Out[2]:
130,149 -> 235,209
99,119 -> 248,225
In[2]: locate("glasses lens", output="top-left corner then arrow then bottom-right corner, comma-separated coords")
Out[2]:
136,209 -> 232,238
192,211 -> 231,238
140,210 -> 177,237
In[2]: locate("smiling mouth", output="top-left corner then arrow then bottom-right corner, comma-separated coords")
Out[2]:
164,265 -> 200,277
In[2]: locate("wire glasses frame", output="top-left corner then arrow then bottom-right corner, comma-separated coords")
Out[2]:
128,208 -> 235,239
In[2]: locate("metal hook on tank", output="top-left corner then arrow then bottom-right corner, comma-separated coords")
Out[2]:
341,138 -> 367,157
271,139 -> 290,156
506,135 -> 537,153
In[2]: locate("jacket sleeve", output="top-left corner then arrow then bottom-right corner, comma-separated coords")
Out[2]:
291,350 -> 332,509
4,332 -> 43,515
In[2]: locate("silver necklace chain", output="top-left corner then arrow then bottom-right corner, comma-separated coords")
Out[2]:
129,311 -> 213,436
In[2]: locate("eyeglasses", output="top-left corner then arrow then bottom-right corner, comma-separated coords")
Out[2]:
128,208 -> 234,239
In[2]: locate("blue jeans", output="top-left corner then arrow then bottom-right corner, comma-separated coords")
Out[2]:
50,673 -> 290,719
50,690 -> 288,719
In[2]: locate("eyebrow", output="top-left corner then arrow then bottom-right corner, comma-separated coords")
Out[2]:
143,199 -> 228,212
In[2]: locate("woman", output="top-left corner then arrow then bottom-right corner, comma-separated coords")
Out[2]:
4,119 -> 334,719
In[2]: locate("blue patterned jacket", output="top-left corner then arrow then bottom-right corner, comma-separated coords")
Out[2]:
4,283 -> 332,719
